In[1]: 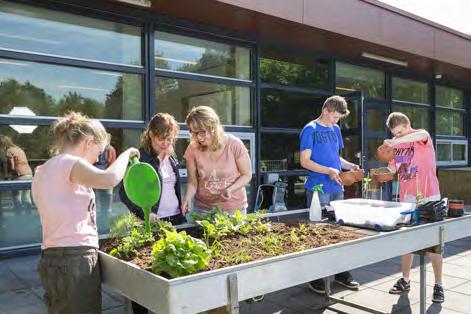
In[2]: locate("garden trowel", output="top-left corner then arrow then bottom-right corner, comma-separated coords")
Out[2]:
123,156 -> 161,233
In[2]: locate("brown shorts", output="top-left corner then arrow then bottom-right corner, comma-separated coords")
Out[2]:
38,246 -> 101,314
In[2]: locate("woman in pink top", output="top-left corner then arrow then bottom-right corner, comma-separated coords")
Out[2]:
384,112 -> 444,304
182,106 -> 252,314
32,112 -> 139,314
181,106 -> 252,216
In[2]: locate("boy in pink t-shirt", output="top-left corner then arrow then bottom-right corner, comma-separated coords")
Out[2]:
384,112 -> 444,304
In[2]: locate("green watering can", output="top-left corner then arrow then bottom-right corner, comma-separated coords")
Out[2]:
123,156 -> 161,234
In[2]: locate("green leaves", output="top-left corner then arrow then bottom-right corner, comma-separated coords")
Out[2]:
109,228 -> 154,259
152,229 -> 211,278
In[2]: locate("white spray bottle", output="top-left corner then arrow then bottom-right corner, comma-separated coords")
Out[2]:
309,184 -> 323,222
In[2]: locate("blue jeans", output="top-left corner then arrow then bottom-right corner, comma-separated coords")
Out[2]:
306,190 -> 344,208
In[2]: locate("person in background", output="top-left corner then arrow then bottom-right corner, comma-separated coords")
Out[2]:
181,106 -> 252,217
94,137 -> 117,213
384,112 -> 444,303
119,113 -> 185,314
0,135 -> 33,210
32,111 -> 139,314
299,95 -> 360,294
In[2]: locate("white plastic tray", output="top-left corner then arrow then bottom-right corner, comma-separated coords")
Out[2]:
330,198 -> 416,231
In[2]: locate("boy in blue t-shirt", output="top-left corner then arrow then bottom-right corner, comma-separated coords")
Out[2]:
299,95 -> 360,294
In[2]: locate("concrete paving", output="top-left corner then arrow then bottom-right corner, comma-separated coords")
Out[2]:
1,237 -> 470,314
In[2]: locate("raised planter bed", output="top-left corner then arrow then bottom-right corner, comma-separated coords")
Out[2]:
100,209 -> 471,314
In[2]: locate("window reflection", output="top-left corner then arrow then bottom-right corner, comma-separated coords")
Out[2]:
156,77 -> 251,125
155,31 -> 250,80
436,110 -> 464,136
0,59 -> 143,120
336,62 -> 385,100
279,175 -> 307,209
367,107 -> 386,132
260,46 -> 329,90
261,133 -> 300,171
436,143 -> 451,162
261,90 -> 325,129
392,105 -> 431,131
436,86 -> 464,109
0,1 -> 142,65
453,144 -> 466,161
392,77 -> 429,104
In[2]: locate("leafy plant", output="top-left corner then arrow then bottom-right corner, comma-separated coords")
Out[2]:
151,218 -> 176,238
289,228 -> 299,244
108,213 -> 142,238
109,228 -> 154,259
152,229 -> 211,278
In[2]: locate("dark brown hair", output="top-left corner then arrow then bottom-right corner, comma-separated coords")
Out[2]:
141,113 -> 179,156
322,95 -> 350,116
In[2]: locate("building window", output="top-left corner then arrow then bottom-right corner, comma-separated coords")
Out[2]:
391,77 -> 431,132
435,86 -> 467,166
436,86 -> 465,136
392,77 -> 429,104
260,46 -> 329,90
155,78 -> 251,125
261,90 -> 325,129
336,62 -> 385,100
0,59 -> 144,120
261,133 -> 300,171
155,31 -> 251,80
391,104 -> 431,131
436,140 -> 468,166
0,1 -> 142,65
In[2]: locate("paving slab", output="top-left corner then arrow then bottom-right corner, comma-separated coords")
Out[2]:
0,267 -> 27,293
448,280 -> 471,296
408,270 -> 468,289
0,289 -> 44,312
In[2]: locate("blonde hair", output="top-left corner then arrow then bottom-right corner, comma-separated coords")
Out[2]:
141,113 -> 179,156
0,135 -> 14,151
322,95 -> 350,116
185,106 -> 224,151
51,111 -> 109,155
386,112 -> 410,129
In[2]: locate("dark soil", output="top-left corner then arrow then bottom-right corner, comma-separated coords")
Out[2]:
100,222 -> 367,276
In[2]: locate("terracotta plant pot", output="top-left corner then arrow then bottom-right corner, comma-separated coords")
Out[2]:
351,169 -> 364,181
339,171 -> 356,186
448,199 -> 464,210
371,167 -> 394,183
375,144 -> 394,163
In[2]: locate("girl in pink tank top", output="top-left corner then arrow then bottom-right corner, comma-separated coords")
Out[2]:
32,111 -> 139,314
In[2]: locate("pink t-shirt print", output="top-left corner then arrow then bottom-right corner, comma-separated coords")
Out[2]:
184,134 -> 249,211
388,132 -> 440,203
32,154 -> 98,249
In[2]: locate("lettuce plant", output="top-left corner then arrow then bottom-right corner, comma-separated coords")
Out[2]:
152,229 -> 211,278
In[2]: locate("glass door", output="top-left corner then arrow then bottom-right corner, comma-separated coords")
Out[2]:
339,91 -> 363,199
363,99 -> 391,200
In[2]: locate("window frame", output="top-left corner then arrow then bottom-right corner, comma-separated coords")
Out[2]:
436,139 -> 468,166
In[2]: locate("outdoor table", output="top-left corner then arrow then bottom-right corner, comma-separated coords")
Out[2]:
99,209 -> 471,314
